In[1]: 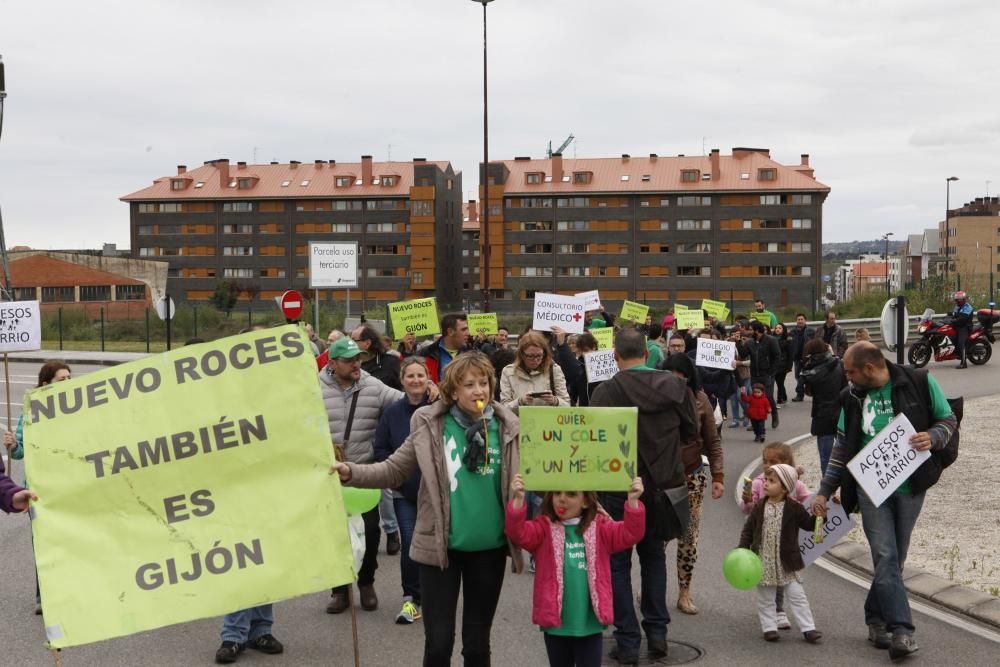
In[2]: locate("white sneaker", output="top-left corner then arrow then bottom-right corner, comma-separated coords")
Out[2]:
776,611 -> 791,629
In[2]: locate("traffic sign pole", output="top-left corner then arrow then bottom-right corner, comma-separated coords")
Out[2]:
166,293 -> 171,351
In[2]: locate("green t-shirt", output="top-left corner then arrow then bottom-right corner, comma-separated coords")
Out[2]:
586,318 -> 607,330
837,374 -> 953,495
752,310 -> 778,328
444,415 -> 506,551
645,340 -> 663,369
545,522 -> 604,637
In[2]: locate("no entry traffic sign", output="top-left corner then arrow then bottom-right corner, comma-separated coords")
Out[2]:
280,290 -> 304,320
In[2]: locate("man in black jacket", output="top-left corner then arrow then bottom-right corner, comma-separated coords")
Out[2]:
813,342 -> 956,661
745,320 -> 781,428
789,313 -> 815,402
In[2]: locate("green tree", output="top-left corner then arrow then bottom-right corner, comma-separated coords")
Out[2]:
210,281 -> 240,315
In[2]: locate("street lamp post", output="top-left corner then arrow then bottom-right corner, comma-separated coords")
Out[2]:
945,176 -> 959,286
472,0 -> 495,313
883,232 -> 894,297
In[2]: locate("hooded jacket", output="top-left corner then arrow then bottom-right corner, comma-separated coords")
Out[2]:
319,368 -> 404,464
800,352 -> 846,436
0,457 -> 25,514
589,367 -> 697,492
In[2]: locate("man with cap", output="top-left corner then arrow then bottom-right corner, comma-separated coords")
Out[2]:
320,337 -> 404,614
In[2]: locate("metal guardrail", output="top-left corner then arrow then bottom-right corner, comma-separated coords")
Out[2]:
789,315 -> 944,347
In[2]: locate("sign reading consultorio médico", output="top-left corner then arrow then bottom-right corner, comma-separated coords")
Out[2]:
25,326 -> 354,649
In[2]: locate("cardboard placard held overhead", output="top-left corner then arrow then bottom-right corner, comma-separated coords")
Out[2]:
388,298 -> 441,339
847,413 -> 930,508
619,300 -> 649,324
695,338 -> 737,370
467,313 -> 499,336
576,290 -> 602,312
674,309 -> 704,331
591,327 -> 614,350
700,299 -> 728,320
533,293 -> 586,334
0,300 -> 42,352
584,349 -> 619,383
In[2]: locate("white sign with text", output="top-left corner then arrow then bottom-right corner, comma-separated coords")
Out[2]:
584,349 -> 619,383
576,290 -> 602,312
695,338 -> 737,370
309,242 -> 359,288
0,300 -> 42,352
847,413 -> 929,507
798,494 -> 856,567
533,293 -> 586,334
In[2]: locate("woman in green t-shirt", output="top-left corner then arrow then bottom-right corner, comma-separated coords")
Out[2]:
332,353 -> 522,666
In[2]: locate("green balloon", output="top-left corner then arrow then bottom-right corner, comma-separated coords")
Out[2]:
341,487 -> 380,515
723,548 -> 763,590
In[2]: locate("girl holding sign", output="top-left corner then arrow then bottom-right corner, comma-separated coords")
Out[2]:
506,473 -> 645,667
331,353 -> 523,666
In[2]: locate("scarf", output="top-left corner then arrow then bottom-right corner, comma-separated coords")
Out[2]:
449,403 -> 495,473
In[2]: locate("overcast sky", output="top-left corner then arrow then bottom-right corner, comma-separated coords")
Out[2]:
0,0 -> 997,248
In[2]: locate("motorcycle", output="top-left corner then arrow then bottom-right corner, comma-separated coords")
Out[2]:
907,307 -> 997,368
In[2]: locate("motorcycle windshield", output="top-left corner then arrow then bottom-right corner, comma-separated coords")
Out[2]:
920,308 -> 934,322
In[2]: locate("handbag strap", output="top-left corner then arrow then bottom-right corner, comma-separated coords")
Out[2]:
343,391 -> 361,443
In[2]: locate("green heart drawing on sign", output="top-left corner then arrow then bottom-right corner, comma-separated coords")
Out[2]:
524,466 -> 532,476
624,462 -> 635,479
617,424 -> 628,436
619,440 -> 630,457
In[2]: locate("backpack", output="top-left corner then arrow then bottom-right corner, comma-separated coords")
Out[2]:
916,371 -> 962,469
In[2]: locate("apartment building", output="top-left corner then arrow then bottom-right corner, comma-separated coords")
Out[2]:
478,148 -> 829,313
938,197 -> 1000,294
121,157 -> 463,311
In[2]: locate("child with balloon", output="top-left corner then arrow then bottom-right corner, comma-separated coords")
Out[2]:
737,463 -> 823,644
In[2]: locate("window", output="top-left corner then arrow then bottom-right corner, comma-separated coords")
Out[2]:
297,200 -> 330,211
758,266 -> 784,276
412,272 -> 423,284
676,219 -> 711,230
367,268 -> 398,277
789,194 -> 812,205
367,223 -> 395,232
743,219 -> 753,229
557,243 -> 589,253
223,224 -> 253,234
677,243 -> 711,253
259,268 -> 286,278
335,176 -> 352,187
171,179 -> 187,190
556,220 -> 590,231
641,174 -> 651,182
573,172 -> 592,184
760,219 -> 784,229
681,170 -> 700,182
518,221 -> 552,231
367,245 -> 401,255
520,266 -> 554,277
792,266 -> 812,276
222,246 -> 254,256
281,180 -> 291,187
740,172 -> 750,180
14,287 -> 37,300
259,223 -> 284,234
790,219 -> 812,229
157,224 -> 180,234
42,286 -> 75,302
790,242 -> 811,252
116,285 -> 146,301
412,201 -> 434,216
137,225 -> 153,235
381,176 -> 396,186
79,285 -> 111,302
526,172 -> 543,184
660,199 -> 671,207
222,202 -> 254,212
237,178 -> 254,189
520,244 -> 553,254
332,200 -> 363,211
558,266 -> 590,277
555,197 -> 588,208
223,268 -> 255,278
758,168 -> 776,181
760,195 -> 782,206
300,180 -> 311,187
366,200 -> 407,210
620,267 -> 629,277
677,195 -> 711,206
677,266 -> 711,276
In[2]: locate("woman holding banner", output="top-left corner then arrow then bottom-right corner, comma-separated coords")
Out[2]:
499,332 -> 570,414
331,353 -> 523,666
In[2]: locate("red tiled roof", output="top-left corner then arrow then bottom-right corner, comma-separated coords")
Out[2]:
498,149 -> 829,194
855,262 -> 888,277
121,159 -> 453,201
10,255 -> 145,287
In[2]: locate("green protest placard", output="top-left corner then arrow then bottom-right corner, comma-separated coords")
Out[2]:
619,300 -> 649,324
591,327 -> 614,350
675,309 -> 705,331
518,406 -> 637,491
25,326 -> 354,648
751,312 -> 773,326
701,299 -> 727,320
467,313 -> 499,336
721,307 -> 731,323
674,303 -> 688,311
388,297 -> 440,339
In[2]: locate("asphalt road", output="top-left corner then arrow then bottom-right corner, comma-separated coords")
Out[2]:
1,358 -> 998,666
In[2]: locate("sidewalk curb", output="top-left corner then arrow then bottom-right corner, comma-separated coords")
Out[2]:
785,434 -> 1000,632
6,352 -> 149,367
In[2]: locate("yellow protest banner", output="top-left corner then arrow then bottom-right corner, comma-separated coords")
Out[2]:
675,309 -> 705,331
591,327 -> 614,350
619,300 -> 649,324
25,326 -> 355,649
674,303 -> 688,311
388,297 -> 441,339
751,311 -> 774,326
467,313 -> 499,336
721,307 -> 731,323
701,299 -> 728,320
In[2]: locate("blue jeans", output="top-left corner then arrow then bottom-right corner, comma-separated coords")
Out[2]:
816,435 -> 835,475
221,604 -> 273,644
857,490 -> 925,635
380,489 -> 398,534
602,492 -> 669,653
393,496 -> 421,604
729,378 -> 750,421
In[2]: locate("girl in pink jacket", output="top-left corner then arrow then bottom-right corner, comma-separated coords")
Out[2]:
506,474 -> 645,667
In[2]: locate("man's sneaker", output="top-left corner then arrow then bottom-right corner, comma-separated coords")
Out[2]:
889,633 -> 918,661
647,637 -> 668,659
776,611 -> 791,629
215,641 -> 245,664
729,420 -> 740,429
386,531 -> 401,555
763,630 -> 780,642
803,630 -> 823,644
868,623 -> 891,649
248,634 -> 284,655
791,396 -> 804,402
396,599 -> 421,624
326,589 -> 349,614
608,644 -> 639,665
